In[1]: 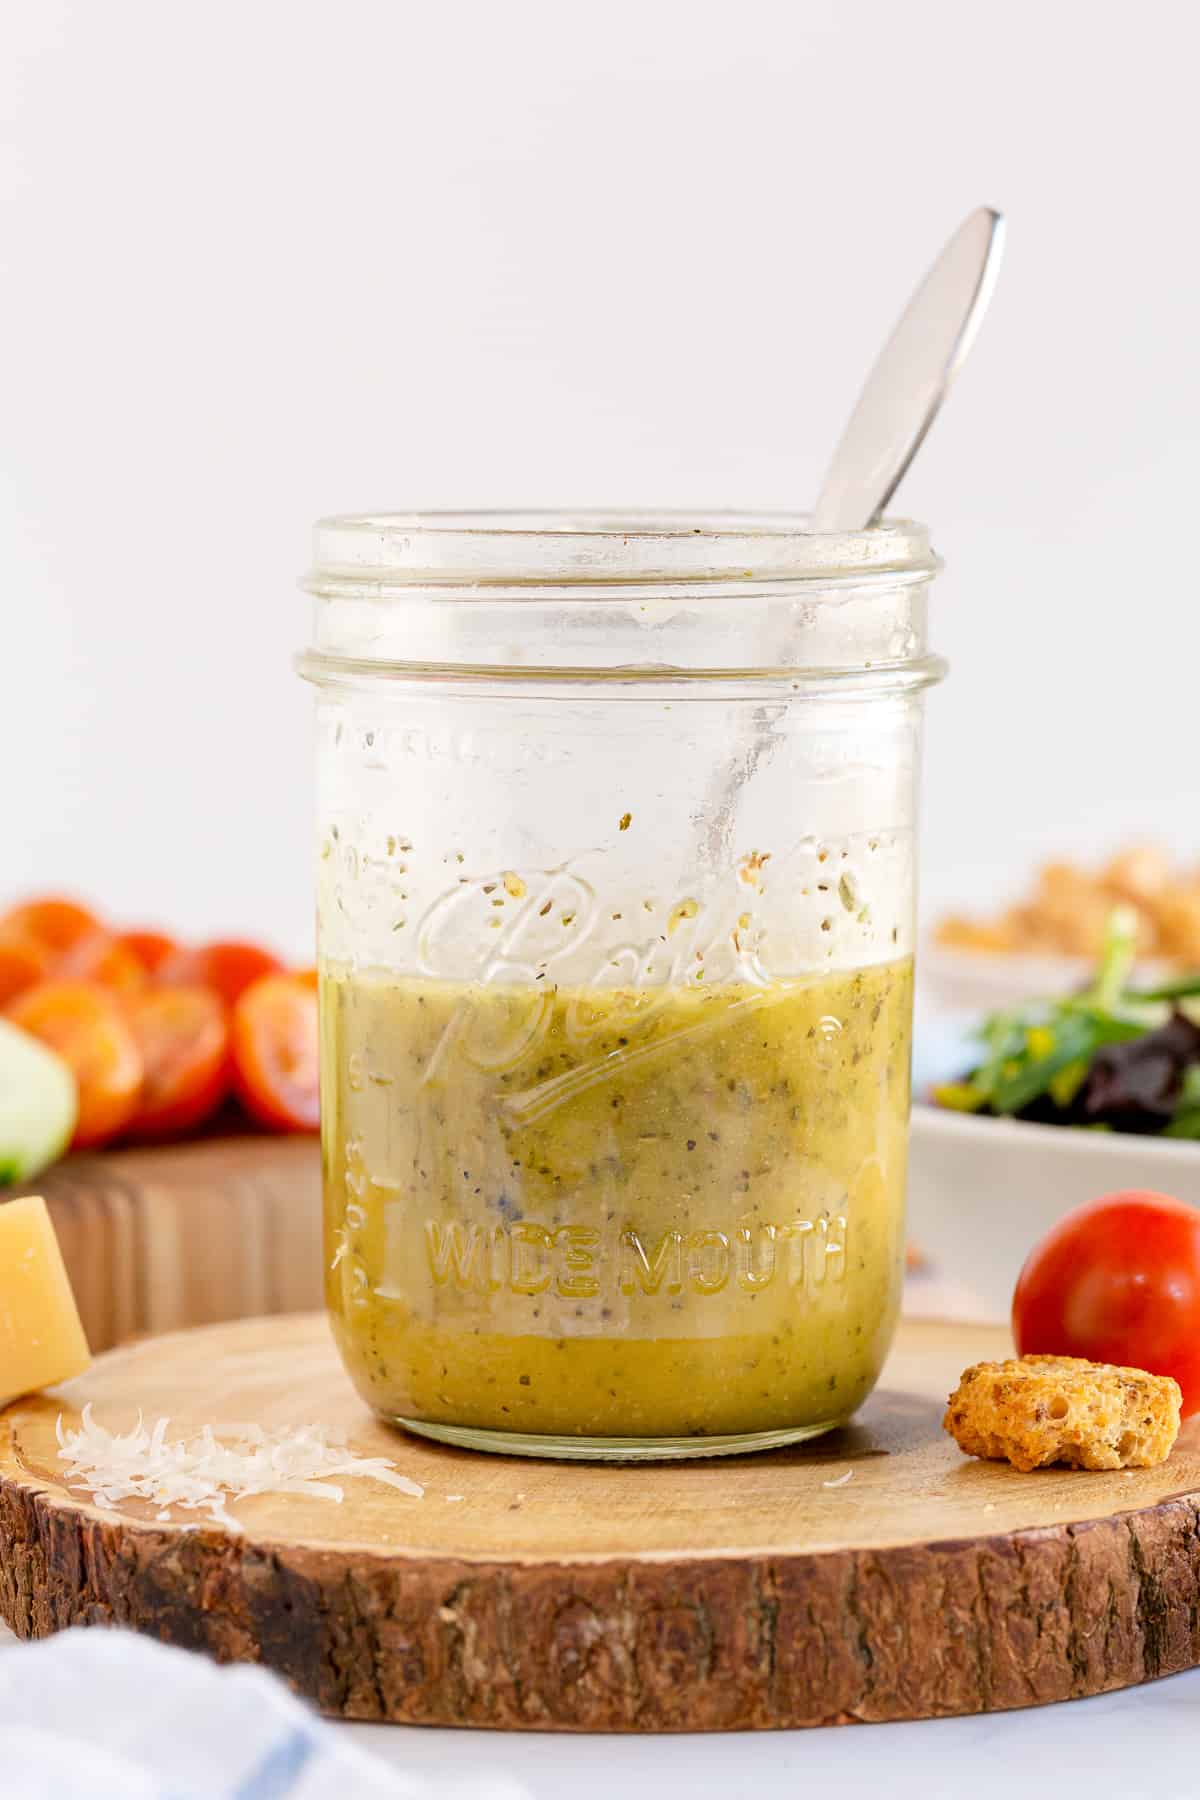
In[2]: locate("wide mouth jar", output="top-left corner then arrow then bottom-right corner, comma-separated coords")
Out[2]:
300,511 -> 944,1460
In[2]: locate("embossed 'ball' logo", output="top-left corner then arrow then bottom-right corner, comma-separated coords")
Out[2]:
414,865 -> 735,1096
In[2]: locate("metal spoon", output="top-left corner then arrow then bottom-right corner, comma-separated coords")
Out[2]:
812,206 -> 1005,533
697,208 -> 1004,875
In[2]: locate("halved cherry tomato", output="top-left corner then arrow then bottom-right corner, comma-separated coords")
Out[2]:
1013,1189 -> 1200,1416
58,931 -> 148,996
0,931 -> 52,1006
1,897 -> 100,955
159,940 -> 283,1010
230,973 -> 319,1132
117,929 -> 178,975
7,981 -> 143,1148
125,986 -> 231,1138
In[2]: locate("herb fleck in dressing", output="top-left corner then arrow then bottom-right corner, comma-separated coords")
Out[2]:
321,959 -> 912,1441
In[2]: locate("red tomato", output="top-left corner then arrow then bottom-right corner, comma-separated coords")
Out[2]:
230,973 -> 319,1132
1013,1189 -> 1200,1415
1,897 -> 100,955
125,987 -> 231,1138
117,929 -> 178,975
58,930 -> 148,996
0,930 -> 52,1006
159,940 -> 283,1010
7,981 -> 143,1148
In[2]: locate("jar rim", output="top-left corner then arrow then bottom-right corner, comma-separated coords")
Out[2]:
304,509 -> 935,591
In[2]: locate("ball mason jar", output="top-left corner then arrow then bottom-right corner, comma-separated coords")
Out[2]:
298,512 -> 945,1460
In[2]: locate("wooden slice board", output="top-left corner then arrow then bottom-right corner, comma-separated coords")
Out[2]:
5,1136 -> 322,1351
4,1313 -> 1200,1731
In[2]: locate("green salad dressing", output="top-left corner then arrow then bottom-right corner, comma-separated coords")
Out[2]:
321,958 -> 913,1442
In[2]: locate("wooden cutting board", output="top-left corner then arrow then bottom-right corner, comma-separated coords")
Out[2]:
4,1313 -> 1200,1731
5,1135 -> 322,1350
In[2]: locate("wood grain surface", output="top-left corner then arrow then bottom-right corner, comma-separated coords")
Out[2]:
5,1312 -> 1200,1730
5,1135 -> 321,1349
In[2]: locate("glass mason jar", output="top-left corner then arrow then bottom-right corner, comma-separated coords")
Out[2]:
298,512 -> 944,1460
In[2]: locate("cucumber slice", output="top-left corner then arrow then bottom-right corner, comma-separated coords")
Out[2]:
0,1018 -> 78,1185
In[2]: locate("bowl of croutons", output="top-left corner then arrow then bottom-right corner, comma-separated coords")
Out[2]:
923,844 -> 1196,1015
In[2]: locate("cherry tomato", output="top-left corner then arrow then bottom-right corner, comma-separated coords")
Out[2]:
159,940 -> 283,1010
230,973 -> 319,1132
116,929 -> 178,975
125,987 -> 231,1138
0,931 -> 52,1006
57,931 -> 148,995
1,897 -> 100,955
1013,1189 -> 1200,1415
7,981 -> 143,1148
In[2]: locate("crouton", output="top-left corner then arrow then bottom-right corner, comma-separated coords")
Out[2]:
944,1354 -> 1181,1472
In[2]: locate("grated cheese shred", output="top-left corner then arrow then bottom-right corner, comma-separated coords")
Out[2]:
56,1405 -> 424,1531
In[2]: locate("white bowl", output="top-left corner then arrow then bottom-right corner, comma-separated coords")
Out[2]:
906,1102 -> 1200,1323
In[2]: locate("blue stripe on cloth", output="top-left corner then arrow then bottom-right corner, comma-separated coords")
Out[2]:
232,1726 -> 317,1800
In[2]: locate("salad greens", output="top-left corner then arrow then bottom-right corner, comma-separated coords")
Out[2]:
934,907 -> 1200,1138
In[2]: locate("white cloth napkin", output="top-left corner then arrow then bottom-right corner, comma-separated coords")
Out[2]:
0,1628 -> 530,1800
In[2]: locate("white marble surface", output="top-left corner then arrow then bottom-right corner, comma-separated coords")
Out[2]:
344,1678 -> 1200,1800
1,1617 -> 1195,1800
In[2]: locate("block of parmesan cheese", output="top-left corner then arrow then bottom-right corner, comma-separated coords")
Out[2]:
0,1195 -> 91,1407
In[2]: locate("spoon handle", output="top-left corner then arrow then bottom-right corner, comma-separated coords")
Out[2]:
812,207 -> 1005,534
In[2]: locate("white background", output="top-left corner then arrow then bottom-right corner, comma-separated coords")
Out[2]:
4,0 -> 1198,958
